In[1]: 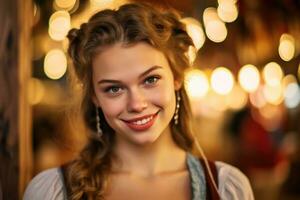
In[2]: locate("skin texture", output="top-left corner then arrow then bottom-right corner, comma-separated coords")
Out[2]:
91,42 -> 190,199
92,42 -> 178,148
93,43 -> 188,195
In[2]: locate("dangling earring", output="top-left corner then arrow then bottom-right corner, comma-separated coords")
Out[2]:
173,91 -> 181,125
95,107 -> 103,137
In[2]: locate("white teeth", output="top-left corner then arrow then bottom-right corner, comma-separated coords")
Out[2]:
132,116 -> 153,125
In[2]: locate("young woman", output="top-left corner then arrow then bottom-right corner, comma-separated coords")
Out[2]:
24,2 -> 254,200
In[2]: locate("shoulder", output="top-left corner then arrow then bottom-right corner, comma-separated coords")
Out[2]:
23,167 -> 65,200
215,161 -> 254,200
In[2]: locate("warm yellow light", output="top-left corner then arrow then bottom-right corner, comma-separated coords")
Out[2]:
238,64 -> 260,92
90,0 -> 113,7
263,84 -> 283,105
225,84 -> 248,110
181,17 -> 205,50
278,33 -> 295,62
85,0 -> 128,19
203,7 -> 227,43
49,11 -> 71,41
44,49 -> 67,80
262,62 -> 283,86
54,0 -> 76,10
211,67 -> 234,95
205,20 -> 227,43
185,69 -> 210,99
284,82 -> 300,108
203,7 -> 219,24
249,85 -> 266,108
28,78 -> 45,105
217,1 -> 238,23
282,74 -> 299,108
218,0 -> 237,4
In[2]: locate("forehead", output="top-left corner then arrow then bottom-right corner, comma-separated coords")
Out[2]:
92,42 -> 171,78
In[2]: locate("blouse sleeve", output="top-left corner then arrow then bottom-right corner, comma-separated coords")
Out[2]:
23,168 -> 65,200
216,161 -> 254,200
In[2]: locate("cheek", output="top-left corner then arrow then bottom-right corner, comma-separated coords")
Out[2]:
98,98 -> 125,119
150,82 -> 176,108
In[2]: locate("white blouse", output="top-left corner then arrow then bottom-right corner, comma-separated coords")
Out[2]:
23,155 -> 254,200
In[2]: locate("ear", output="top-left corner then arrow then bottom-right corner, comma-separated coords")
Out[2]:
174,79 -> 182,91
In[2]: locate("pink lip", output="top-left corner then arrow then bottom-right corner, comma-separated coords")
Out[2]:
122,111 -> 159,132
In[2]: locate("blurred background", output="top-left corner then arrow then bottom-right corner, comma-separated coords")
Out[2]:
1,0 -> 300,199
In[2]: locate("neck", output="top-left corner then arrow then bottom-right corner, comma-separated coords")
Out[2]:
112,128 -> 187,178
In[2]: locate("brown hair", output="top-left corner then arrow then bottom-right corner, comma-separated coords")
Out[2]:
66,2 -> 195,199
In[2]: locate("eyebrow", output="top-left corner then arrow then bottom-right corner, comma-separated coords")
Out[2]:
97,65 -> 163,85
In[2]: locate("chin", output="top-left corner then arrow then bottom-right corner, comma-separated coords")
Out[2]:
129,133 -> 161,146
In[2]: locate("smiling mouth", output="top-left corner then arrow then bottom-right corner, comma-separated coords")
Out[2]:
122,111 -> 159,132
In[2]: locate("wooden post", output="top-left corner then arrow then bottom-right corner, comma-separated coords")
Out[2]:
18,0 -> 34,197
0,1 -> 20,200
0,0 -> 33,199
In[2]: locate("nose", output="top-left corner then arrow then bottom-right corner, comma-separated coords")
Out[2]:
127,88 -> 148,113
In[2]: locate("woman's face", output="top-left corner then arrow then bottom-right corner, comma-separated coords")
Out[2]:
92,42 -> 179,146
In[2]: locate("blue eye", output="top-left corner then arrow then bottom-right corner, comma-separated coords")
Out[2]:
144,76 -> 160,85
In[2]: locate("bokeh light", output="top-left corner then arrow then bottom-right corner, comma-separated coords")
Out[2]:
203,7 -> 227,43
211,67 -> 234,95
44,49 -> 67,80
249,85 -> 267,108
262,62 -> 283,86
54,0 -> 77,11
90,0 -> 113,5
218,0 -> 237,4
48,11 -> 71,41
238,64 -> 260,92
278,33 -> 295,62
181,17 -> 206,50
203,7 -> 219,24
284,82 -> 300,109
89,0 -> 116,9
263,84 -> 284,105
185,69 -> 210,99
217,0 -> 238,23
